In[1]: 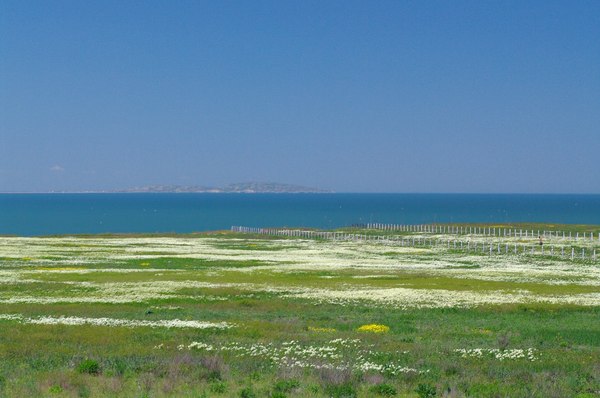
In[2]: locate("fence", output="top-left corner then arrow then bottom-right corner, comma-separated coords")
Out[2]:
231,226 -> 599,262
358,223 -> 599,242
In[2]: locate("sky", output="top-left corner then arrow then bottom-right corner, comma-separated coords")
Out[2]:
1,1 -> 599,193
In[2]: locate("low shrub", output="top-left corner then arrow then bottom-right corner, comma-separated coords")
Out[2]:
48,385 -> 63,394
210,381 -> 227,394
273,379 -> 300,393
370,383 -> 397,396
240,387 -> 257,398
325,382 -> 357,398
76,359 -> 100,375
416,383 -> 437,398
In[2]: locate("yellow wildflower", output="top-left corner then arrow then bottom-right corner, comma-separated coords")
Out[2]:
357,324 -> 390,333
308,326 -> 336,333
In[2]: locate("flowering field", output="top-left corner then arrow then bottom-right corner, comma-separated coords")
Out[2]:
0,226 -> 599,397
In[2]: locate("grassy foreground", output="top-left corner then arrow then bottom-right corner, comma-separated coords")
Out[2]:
0,226 -> 599,397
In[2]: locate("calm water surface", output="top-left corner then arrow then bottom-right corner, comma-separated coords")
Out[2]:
1,193 -> 599,236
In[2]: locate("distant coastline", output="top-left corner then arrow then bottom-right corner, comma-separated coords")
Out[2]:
3,182 -> 333,194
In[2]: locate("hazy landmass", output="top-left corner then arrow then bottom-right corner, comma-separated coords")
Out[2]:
0,182 -> 331,194
111,182 -> 331,193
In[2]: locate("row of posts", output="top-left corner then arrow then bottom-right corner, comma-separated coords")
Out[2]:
232,226 -> 367,241
231,226 -> 598,262
362,223 -> 599,242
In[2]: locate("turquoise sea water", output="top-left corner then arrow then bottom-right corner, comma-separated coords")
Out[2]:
1,193 -> 600,236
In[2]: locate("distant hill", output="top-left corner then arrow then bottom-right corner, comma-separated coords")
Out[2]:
113,182 -> 331,193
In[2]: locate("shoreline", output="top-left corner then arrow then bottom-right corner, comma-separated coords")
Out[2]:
2,222 -> 600,238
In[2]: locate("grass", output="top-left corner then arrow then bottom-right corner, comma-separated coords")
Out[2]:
0,225 -> 599,397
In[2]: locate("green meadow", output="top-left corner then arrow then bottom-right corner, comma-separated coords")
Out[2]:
0,226 -> 599,397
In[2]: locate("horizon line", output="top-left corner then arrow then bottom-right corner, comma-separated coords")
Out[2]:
1,191 -> 600,195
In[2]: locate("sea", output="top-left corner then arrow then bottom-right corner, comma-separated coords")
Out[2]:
1,193 -> 599,236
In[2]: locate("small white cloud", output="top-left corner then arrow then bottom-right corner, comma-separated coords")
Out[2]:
50,165 -> 65,172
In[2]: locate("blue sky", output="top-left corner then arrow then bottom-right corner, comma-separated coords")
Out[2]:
1,0 -> 599,193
